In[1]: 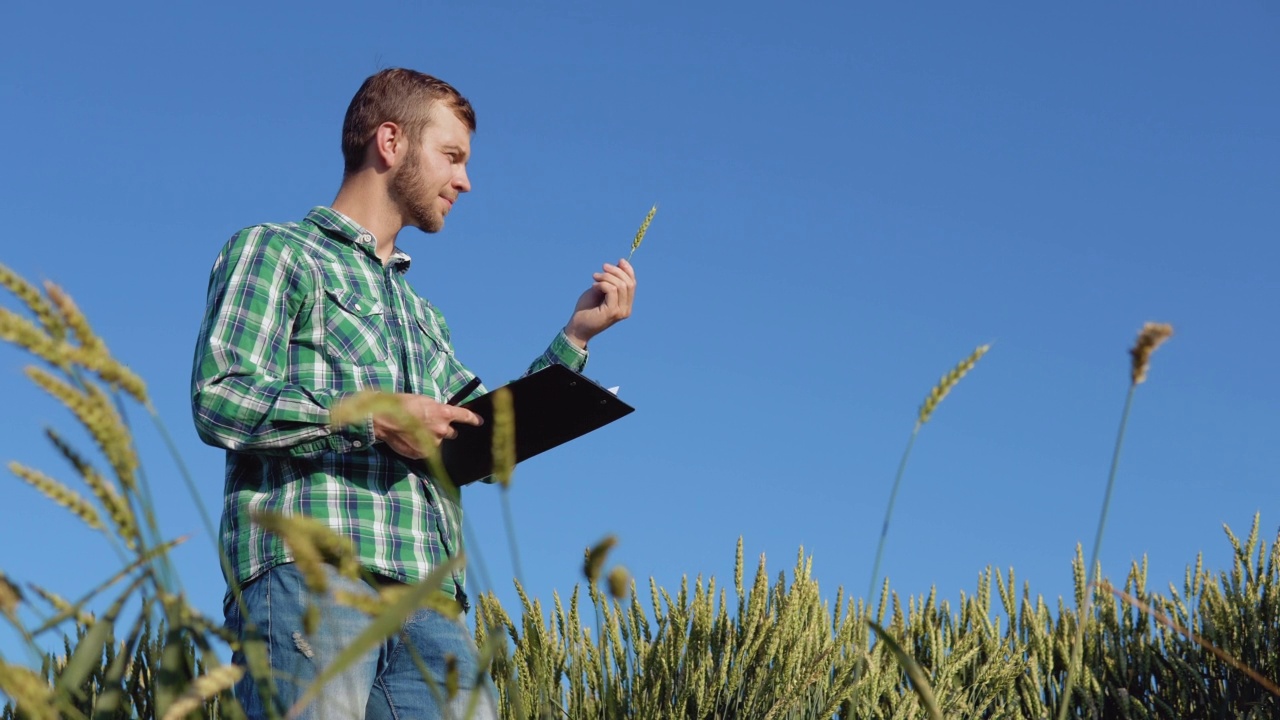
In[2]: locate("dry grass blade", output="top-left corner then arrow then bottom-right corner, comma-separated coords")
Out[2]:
1129,322 -> 1173,385
917,344 -> 990,427
159,664 -> 245,720
1101,580 -> 1280,697
628,204 -> 658,260
8,461 -> 104,532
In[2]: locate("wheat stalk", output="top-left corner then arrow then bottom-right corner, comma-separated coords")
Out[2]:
628,204 -> 657,260
1057,321 -> 1175,720
869,345 -> 991,613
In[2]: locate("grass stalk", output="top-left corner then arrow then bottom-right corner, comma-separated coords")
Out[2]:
1055,322 -> 1171,720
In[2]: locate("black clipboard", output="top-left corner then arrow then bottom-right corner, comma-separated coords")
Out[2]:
438,364 -> 634,485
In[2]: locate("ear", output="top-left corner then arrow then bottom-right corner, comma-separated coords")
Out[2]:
370,121 -> 404,170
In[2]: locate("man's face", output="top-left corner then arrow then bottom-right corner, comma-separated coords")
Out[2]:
389,102 -> 472,234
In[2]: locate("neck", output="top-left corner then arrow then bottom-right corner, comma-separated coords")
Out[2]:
332,170 -> 404,264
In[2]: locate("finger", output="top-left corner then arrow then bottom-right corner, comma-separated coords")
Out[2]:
596,280 -> 619,311
618,258 -> 636,279
446,406 -> 484,426
601,263 -> 637,304
595,274 -> 630,307
600,263 -> 634,287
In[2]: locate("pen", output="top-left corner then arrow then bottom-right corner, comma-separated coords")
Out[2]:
447,377 -> 482,406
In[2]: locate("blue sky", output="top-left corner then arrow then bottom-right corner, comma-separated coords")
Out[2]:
1,2 -> 1277,659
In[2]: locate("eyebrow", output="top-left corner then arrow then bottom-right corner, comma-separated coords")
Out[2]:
441,144 -> 470,161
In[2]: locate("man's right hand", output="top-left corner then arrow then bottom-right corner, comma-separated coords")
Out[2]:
372,394 -> 484,459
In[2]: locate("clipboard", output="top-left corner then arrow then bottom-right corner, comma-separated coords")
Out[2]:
439,364 -> 634,485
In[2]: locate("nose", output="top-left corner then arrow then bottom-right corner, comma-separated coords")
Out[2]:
454,166 -> 471,194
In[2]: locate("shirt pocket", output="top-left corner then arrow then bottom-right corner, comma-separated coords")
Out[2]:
409,298 -> 453,358
322,287 -> 388,366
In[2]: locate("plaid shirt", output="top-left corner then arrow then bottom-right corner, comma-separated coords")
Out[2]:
191,207 -> 587,601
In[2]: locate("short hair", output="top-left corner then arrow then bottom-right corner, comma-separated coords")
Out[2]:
341,68 -> 476,175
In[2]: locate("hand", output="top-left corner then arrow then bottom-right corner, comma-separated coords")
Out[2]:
564,259 -> 637,349
371,393 -> 483,459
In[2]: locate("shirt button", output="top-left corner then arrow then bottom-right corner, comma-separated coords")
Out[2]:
353,440 -> 364,448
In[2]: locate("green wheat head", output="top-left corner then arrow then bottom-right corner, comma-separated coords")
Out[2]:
628,204 -> 658,260
917,344 -> 990,427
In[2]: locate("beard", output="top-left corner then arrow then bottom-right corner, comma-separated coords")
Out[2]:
389,151 -> 444,234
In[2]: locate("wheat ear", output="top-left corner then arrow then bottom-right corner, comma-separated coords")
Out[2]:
27,584 -> 95,626
9,462 -> 104,532
159,664 -> 245,720
0,308 -> 72,370
584,536 -> 619,584
46,429 -> 137,550
0,662 -> 58,720
0,570 -> 23,621
1129,322 -> 1173,385
24,366 -> 138,491
628,204 -> 658,260
490,387 -> 515,489
0,263 -> 64,340
917,344 -> 989,427
43,282 -> 149,404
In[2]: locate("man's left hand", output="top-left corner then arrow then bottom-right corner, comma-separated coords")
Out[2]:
564,259 -> 637,349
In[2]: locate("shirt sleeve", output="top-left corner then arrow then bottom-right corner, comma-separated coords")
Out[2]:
526,330 -> 589,376
190,226 -> 374,458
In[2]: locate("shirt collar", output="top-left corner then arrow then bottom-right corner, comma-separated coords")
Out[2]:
304,206 -> 413,271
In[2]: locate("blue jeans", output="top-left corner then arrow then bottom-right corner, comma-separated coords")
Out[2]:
225,563 -> 499,720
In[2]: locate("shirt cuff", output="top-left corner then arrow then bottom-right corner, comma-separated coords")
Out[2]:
290,409 -> 375,456
550,330 -> 589,371
327,413 -> 376,453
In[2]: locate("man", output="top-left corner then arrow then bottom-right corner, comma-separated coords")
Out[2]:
191,68 -> 636,719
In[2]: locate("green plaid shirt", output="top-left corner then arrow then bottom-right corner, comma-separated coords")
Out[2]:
191,206 -> 587,602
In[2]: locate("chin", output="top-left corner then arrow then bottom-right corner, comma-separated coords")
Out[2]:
411,210 -> 444,234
